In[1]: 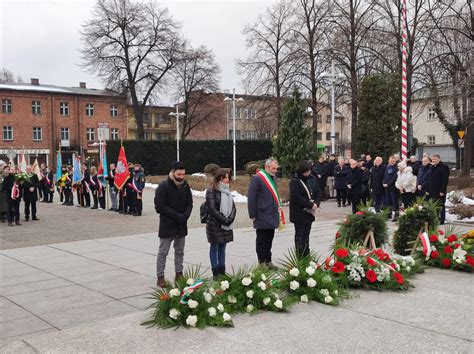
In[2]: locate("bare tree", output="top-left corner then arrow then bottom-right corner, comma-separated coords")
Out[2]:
0,68 -> 16,83
80,0 -> 182,139
173,45 -> 220,140
237,1 -> 299,128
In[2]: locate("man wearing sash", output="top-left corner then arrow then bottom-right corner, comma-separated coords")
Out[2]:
248,158 -> 284,267
107,163 -> 118,211
81,163 -> 91,208
131,164 -> 145,216
64,165 -> 74,206
22,165 -> 40,221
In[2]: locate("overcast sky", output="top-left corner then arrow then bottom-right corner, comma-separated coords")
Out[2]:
0,0 -> 274,104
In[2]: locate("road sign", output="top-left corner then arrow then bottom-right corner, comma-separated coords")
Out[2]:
457,130 -> 465,139
458,139 -> 464,148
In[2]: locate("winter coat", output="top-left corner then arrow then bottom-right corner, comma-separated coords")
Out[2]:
407,160 -> 421,176
107,169 -> 116,190
0,174 -> 7,212
2,174 -> 18,201
327,160 -> 337,177
154,177 -> 193,238
313,162 -> 329,188
289,174 -> 320,224
370,164 -> 386,195
363,160 -> 374,170
417,164 -> 430,192
427,162 -> 450,198
205,188 -> 236,244
347,167 -> 363,194
383,164 -> 398,191
133,171 -> 145,192
248,173 -> 280,230
361,170 -> 371,194
22,174 -> 39,202
334,165 -> 349,189
395,167 -> 417,193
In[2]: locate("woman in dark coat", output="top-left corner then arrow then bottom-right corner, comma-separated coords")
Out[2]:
89,166 -> 100,209
205,168 -> 236,279
347,159 -> 363,214
290,161 -> 321,257
416,156 -> 431,197
334,158 -> 349,207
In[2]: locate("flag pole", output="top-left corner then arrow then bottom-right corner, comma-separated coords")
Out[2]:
400,0 -> 408,160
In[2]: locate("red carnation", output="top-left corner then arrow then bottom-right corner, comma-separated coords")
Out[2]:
355,211 -> 365,215
331,261 -> 345,273
441,258 -> 451,268
393,272 -> 404,285
374,249 -> 390,261
437,229 -> 444,235
466,255 -> 474,267
335,231 -> 341,239
453,243 -> 461,249
335,248 -> 349,259
367,257 -> 377,266
390,263 -> 397,270
444,245 -> 453,255
365,270 -> 377,283
447,234 -> 458,243
429,234 -> 438,243
431,251 -> 440,259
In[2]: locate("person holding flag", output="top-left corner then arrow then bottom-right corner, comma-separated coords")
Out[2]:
72,155 -> 83,206
130,163 -> 145,216
62,165 -> 74,206
97,140 -> 108,210
114,145 -> 130,213
43,166 -> 54,203
2,166 -> 21,226
107,163 -> 118,211
247,158 -> 284,268
55,148 -> 64,204
80,163 -> 91,208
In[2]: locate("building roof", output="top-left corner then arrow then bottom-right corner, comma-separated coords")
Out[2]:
0,82 -> 123,97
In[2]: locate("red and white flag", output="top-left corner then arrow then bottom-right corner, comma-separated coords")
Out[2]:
114,146 -> 130,190
419,232 -> 431,258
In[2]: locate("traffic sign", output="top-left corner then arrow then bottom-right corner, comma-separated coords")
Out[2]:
457,130 -> 465,139
458,139 -> 464,148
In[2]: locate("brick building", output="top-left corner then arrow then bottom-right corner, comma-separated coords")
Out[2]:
127,105 -> 175,140
0,79 -> 127,168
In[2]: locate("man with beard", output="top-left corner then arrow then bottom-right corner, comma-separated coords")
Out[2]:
22,165 -> 40,221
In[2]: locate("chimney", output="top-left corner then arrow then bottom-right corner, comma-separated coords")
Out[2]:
79,82 -> 87,88
31,78 -> 39,85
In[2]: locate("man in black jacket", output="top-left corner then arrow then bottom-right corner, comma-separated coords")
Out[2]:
426,155 -> 450,224
22,166 -> 40,221
383,156 -> 399,221
347,159 -> 363,214
154,161 -> 193,287
370,157 -> 386,212
313,156 -> 329,200
2,166 -> 21,226
326,154 -> 337,199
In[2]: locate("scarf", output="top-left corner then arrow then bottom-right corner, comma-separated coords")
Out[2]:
169,172 -> 185,188
218,183 -> 234,230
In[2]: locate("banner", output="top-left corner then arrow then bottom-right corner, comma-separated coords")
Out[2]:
114,146 -> 129,190
98,140 -> 108,186
72,154 -> 83,185
56,149 -> 62,181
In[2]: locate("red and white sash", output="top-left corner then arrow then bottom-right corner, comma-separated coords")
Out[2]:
11,182 -> 20,200
256,170 -> 285,228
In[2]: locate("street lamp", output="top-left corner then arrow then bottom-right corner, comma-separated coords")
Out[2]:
321,60 -> 344,155
224,89 -> 244,180
169,106 -> 186,161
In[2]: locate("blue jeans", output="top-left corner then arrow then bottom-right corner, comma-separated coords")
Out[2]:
385,189 -> 399,214
209,243 -> 226,269
373,193 -> 385,212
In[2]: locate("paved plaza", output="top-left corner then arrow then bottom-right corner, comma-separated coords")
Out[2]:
0,193 -> 473,353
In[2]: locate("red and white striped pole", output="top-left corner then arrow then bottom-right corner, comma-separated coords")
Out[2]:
400,0 -> 408,160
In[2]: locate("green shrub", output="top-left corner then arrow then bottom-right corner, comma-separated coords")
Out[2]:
244,161 -> 263,175
203,163 -> 220,175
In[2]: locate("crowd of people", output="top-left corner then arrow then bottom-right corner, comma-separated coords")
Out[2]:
0,160 -> 146,226
153,153 -> 450,287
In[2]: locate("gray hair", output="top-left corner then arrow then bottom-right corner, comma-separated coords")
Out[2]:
265,157 -> 278,166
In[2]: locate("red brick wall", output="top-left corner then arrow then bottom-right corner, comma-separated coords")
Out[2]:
185,93 -> 227,140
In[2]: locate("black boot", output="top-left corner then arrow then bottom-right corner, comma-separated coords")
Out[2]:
218,266 -> 226,276
211,267 -> 219,280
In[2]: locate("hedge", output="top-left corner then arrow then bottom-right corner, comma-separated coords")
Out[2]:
106,140 -> 273,175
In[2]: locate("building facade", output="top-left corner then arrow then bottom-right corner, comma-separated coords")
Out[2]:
127,105 -> 175,140
0,79 -> 127,168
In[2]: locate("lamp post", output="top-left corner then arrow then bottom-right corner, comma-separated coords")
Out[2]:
169,106 -> 186,161
224,89 -> 244,180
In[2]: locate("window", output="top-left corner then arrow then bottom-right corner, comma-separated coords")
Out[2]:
335,132 -> 340,141
229,130 -> 241,140
244,130 -> 257,140
235,107 -> 241,119
428,108 -> 437,121
427,135 -> 436,145
33,127 -> 42,141
158,113 -> 170,125
86,128 -> 95,141
85,103 -> 94,116
111,128 -> 119,140
60,128 -> 69,141
317,115 -> 322,123
326,132 -> 331,140
3,126 -> 13,141
143,112 -> 150,125
32,101 -> 41,115
326,115 -> 331,123
245,108 -> 256,119
2,99 -> 12,113
60,102 -> 69,116
156,132 -> 170,140
110,105 -> 118,117
316,132 -> 322,141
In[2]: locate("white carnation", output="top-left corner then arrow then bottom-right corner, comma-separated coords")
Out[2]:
209,287 -> 216,296
217,303 -> 224,312
289,267 -> 300,277
322,275 -> 332,283
186,278 -> 195,286
261,274 -> 267,281
220,280 -> 230,291
309,261 -> 318,269
319,288 -> 329,297
305,266 -> 315,276
332,290 -> 338,296
227,295 -> 237,304
187,299 -> 198,309
246,304 -> 255,313
186,315 -> 198,327
258,281 -> 267,291
300,294 -> 309,303
406,266 -> 411,272
274,299 -> 283,309
324,295 -> 333,304
223,312 -> 232,322
242,277 -> 252,286
263,297 -> 271,306
203,292 -> 212,303
246,290 -> 254,299
208,307 -> 217,317
290,280 -> 300,291
307,278 -> 317,288
169,308 -> 180,320
169,288 -> 180,297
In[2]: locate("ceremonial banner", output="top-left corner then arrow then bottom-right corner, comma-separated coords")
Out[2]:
114,146 -> 129,190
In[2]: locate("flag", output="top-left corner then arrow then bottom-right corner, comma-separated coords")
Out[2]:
114,146 -> 129,190
32,158 -> 42,180
98,140 -> 108,186
72,154 -> 83,185
18,152 -> 27,172
56,149 -> 62,181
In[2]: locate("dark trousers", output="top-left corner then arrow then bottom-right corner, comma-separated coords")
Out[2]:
351,193 -> 361,214
294,223 -> 312,257
336,188 -> 347,206
256,229 -> 275,264
209,242 -> 227,269
134,192 -> 142,215
59,189 -> 64,203
373,193 -> 385,212
6,198 -> 20,223
47,191 -> 54,203
82,190 -> 91,207
24,200 -> 37,219
92,190 -> 99,207
99,193 -> 106,209
64,189 -> 73,205
126,189 -> 135,213
361,189 -> 370,206
430,195 -> 447,224
401,192 -> 415,209
385,189 -> 399,214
